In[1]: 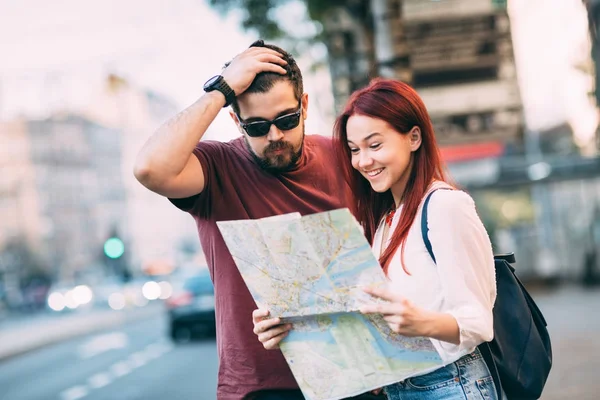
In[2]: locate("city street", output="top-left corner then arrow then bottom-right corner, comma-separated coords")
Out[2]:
0,284 -> 598,400
0,313 -> 218,400
532,284 -> 600,400
1,2 -> 598,400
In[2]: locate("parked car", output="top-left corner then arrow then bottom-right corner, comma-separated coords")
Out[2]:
166,270 -> 215,342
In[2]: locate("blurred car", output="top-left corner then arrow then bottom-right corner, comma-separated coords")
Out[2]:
166,270 -> 215,342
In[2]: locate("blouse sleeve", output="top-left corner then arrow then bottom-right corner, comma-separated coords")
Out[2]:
426,189 -> 497,355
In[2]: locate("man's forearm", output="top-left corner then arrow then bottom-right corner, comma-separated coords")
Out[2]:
134,91 -> 226,186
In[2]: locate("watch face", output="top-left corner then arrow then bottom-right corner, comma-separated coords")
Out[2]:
204,75 -> 221,90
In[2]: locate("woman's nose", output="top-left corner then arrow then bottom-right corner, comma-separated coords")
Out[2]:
358,152 -> 373,168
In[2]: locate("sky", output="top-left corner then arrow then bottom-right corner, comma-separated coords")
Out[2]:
507,0 -> 597,144
0,0 -> 596,143
0,0 -> 335,141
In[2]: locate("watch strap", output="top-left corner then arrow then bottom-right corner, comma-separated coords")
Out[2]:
204,75 -> 235,107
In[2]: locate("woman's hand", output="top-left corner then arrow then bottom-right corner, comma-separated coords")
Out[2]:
252,308 -> 292,350
359,285 -> 436,337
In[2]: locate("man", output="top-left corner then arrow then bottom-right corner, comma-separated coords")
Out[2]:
134,40 -> 360,399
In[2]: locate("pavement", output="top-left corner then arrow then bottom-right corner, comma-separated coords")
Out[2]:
1,284 -> 599,399
0,303 -> 163,362
0,313 -> 219,400
529,284 -> 600,400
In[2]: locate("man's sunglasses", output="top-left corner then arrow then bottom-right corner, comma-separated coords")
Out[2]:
236,103 -> 302,138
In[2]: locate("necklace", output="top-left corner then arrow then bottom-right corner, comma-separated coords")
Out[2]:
385,208 -> 396,227
385,200 -> 404,227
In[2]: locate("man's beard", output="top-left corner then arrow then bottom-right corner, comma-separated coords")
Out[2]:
245,132 -> 304,173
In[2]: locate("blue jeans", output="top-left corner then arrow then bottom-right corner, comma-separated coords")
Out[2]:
249,389 -> 386,399
384,348 -> 499,400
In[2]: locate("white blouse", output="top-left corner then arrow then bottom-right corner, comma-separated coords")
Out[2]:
372,181 -> 496,365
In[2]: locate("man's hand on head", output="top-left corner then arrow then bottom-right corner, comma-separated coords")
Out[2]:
221,47 -> 288,96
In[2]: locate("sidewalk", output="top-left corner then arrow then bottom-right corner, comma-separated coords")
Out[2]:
529,284 -> 600,400
0,303 -> 162,361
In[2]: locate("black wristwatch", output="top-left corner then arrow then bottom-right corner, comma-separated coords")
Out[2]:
203,75 -> 236,107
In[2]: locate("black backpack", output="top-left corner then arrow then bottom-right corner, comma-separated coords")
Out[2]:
421,189 -> 553,399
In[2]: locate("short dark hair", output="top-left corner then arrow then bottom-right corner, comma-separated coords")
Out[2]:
228,40 -> 303,115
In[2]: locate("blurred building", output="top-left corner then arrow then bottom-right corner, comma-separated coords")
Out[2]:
405,1 -> 600,282
0,115 -> 127,283
403,0 -> 523,160
322,0 -> 523,166
0,75 -> 204,296
84,75 -> 201,275
322,0 -> 524,181
318,0 -> 600,282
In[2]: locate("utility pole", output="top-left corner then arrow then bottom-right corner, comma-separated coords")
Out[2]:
370,0 -> 412,82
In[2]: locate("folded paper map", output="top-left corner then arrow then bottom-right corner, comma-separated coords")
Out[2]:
217,208 -> 443,400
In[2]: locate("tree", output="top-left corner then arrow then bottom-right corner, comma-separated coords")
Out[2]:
370,0 -> 411,81
208,0 -> 345,40
209,0 -> 288,39
206,0 -> 411,111
207,0 -> 381,111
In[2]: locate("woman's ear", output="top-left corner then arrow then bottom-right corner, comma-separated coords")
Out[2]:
409,126 -> 422,152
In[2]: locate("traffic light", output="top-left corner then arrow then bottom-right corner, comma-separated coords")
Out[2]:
102,236 -> 130,282
104,237 -> 125,259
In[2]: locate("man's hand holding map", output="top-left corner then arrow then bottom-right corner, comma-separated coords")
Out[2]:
217,208 -> 443,400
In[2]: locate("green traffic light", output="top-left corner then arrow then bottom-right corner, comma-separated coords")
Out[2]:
104,237 -> 125,259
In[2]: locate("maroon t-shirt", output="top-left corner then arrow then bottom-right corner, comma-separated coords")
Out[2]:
170,135 -> 352,400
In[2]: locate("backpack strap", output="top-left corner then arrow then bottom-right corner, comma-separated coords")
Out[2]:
479,342 -> 504,399
420,188 -> 453,263
420,187 -> 504,398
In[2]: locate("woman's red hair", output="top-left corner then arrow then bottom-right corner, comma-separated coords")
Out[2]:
333,78 -> 451,274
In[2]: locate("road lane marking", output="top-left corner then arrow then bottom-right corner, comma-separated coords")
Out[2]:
58,340 -> 173,399
129,351 -> 148,368
145,341 -> 173,359
60,385 -> 88,400
88,372 -> 112,389
110,360 -> 132,377
78,332 -> 128,359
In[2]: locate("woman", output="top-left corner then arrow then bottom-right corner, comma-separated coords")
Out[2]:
252,78 -> 499,399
